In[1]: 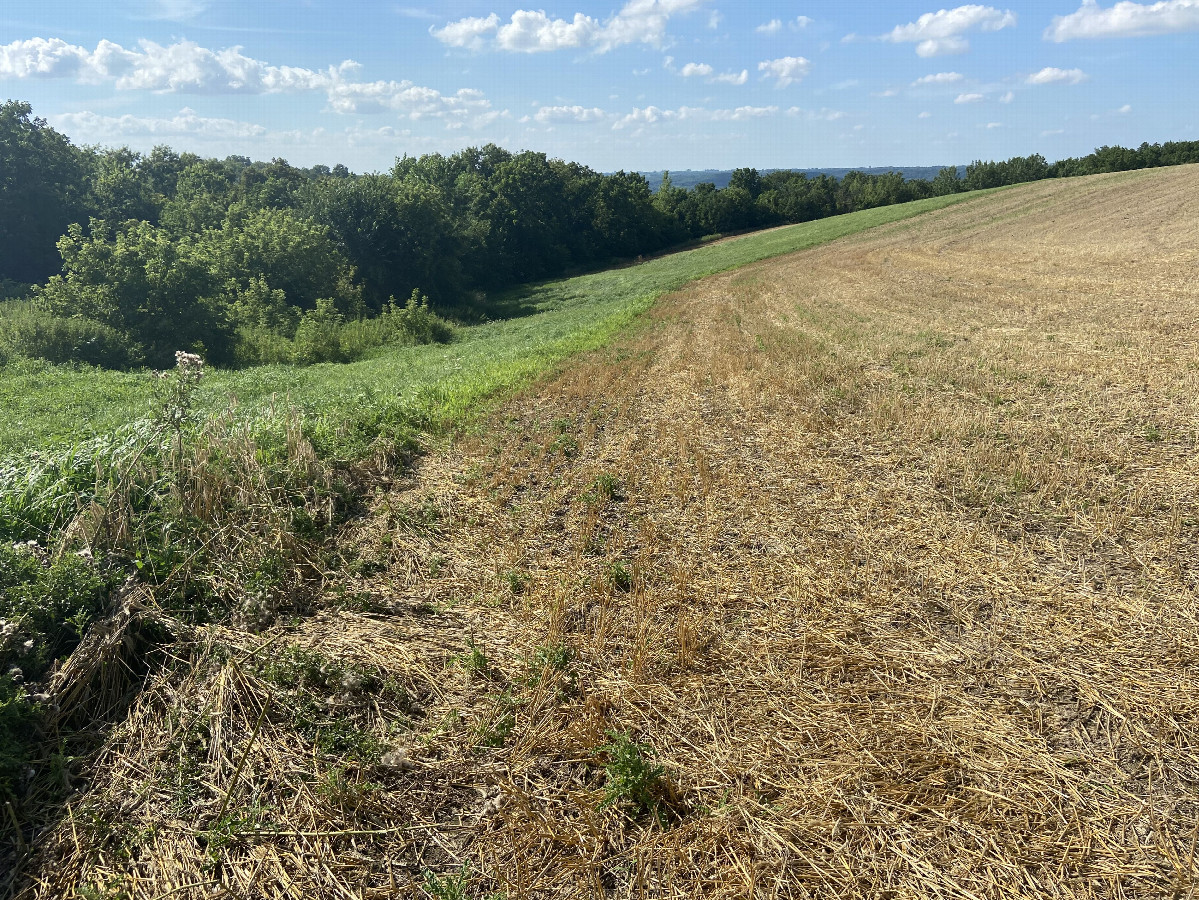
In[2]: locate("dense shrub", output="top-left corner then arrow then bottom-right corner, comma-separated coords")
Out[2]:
0,300 -> 140,368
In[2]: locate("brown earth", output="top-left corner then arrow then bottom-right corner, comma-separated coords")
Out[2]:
18,166 -> 1199,898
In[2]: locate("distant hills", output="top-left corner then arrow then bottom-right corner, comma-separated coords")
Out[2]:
639,167 -> 965,190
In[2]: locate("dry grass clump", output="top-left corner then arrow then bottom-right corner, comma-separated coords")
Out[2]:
12,165 -> 1199,898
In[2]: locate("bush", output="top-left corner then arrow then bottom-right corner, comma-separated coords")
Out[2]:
340,291 -> 455,358
0,300 -> 141,368
291,297 -> 348,365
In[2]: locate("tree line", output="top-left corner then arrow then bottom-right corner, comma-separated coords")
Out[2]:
3,98 -> 1198,370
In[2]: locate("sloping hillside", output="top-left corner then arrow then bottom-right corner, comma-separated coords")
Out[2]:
17,166 -> 1199,899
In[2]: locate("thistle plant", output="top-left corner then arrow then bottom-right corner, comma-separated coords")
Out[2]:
152,350 -> 205,487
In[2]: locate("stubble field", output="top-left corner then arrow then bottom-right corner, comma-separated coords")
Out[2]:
18,166 -> 1199,898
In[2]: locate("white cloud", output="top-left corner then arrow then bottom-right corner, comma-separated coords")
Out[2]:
613,103 -> 778,129
955,92 -> 985,102
883,5 -> 1017,56
758,15 -> 813,33
715,69 -> 749,85
912,71 -> 964,84
0,36 -> 501,128
872,88 -> 900,97
431,0 -> 710,54
1118,102 -> 1132,112
999,90 -> 1015,102
1027,66 -> 1088,84
1042,128 -> 1066,135
50,107 -> 266,140
787,106 -> 847,121
680,61 -> 748,84
428,14 -> 502,50
1046,0 -> 1199,41
613,105 -> 675,128
324,81 -> 497,126
758,55 -> 811,87
919,110 -> 933,117
984,121 -> 1002,127
533,104 -> 607,123
496,10 -> 601,52
0,37 -> 349,93
708,10 -> 722,29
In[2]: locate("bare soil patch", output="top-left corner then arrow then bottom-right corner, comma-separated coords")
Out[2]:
18,166 -> 1199,898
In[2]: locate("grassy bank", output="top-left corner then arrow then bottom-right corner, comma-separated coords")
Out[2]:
0,191 -> 980,463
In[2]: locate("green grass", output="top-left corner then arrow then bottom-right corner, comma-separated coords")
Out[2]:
0,192 -> 980,461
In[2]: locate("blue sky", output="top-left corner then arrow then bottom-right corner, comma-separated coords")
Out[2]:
1,0 -> 1197,172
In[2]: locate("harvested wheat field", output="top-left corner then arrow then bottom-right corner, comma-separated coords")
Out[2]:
17,166 -> 1199,899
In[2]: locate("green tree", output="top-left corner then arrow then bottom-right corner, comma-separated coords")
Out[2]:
37,220 -> 231,366
298,175 -> 462,310
0,101 -> 90,283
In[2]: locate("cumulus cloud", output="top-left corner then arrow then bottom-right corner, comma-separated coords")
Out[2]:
999,90 -> 1015,102
50,107 -> 267,140
427,14 -> 502,50
431,0 -> 709,54
758,56 -> 811,87
679,61 -> 748,84
0,36 -> 501,128
612,103 -> 777,129
532,104 -> 607,123
496,10 -> 601,52
0,37 -> 347,93
912,71 -> 964,84
919,110 -> 933,117
1027,66 -> 1088,83
954,92 -> 985,102
1046,0 -> 1199,40
883,5 -> 1017,56
756,15 -> 813,34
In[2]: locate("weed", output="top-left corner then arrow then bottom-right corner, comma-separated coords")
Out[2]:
525,644 -> 574,688
316,766 -> 380,811
595,731 -> 666,816
503,569 -> 530,595
549,433 -> 579,459
581,472 -> 623,504
458,641 -> 491,677
606,561 -> 633,593
423,866 -> 472,900
475,692 -> 519,749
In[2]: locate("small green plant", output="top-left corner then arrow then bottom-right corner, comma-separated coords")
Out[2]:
503,569 -> 530,595
525,644 -> 573,686
1143,423 -> 1163,443
581,472 -> 623,504
475,691 -> 519,749
595,731 -> 665,816
316,766 -> 379,811
606,561 -> 633,593
458,641 -> 491,677
423,866 -> 472,900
